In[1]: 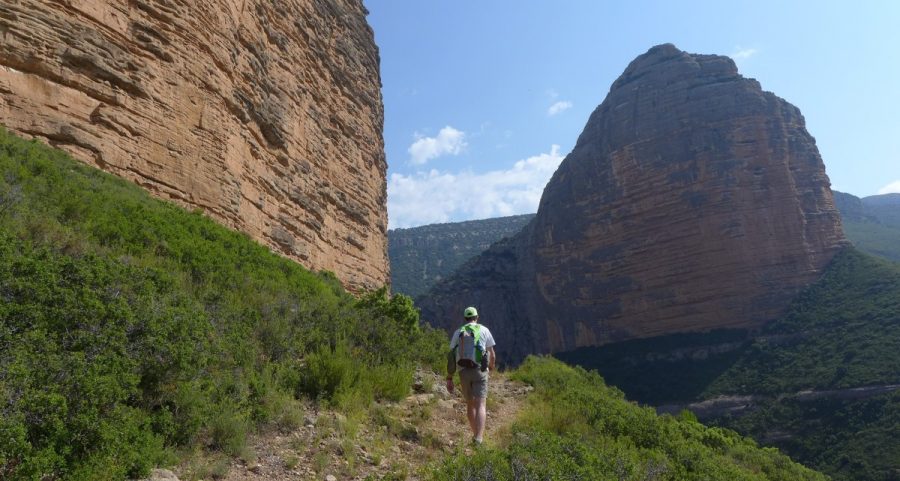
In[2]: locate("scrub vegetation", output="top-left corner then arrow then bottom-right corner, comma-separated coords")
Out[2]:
0,129 -> 444,480
430,357 -> 826,481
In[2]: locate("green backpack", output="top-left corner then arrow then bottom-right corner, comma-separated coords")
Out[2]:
455,323 -> 486,369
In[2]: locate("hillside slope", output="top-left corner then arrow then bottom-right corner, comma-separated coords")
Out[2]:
431,357 -> 826,481
388,214 -> 533,298
834,191 -> 900,262
0,128 -> 444,480
558,248 -> 900,481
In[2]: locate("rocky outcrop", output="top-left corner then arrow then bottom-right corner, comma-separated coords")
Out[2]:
0,0 -> 387,291
419,44 -> 847,363
388,214 -> 534,298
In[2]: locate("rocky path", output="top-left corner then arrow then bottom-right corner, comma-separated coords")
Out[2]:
163,370 -> 531,481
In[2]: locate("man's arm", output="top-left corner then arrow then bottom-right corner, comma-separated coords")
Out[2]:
446,349 -> 456,393
488,346 -> 496,371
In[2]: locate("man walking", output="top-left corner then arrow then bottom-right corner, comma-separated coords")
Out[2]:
446,306 -> 496,445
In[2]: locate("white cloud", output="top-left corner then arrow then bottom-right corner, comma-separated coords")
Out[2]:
407,126 -> 467,165
731,47 -> 758,60
878,180 -> 900,195
547,101 -> 573,116
388,145 -> 565,228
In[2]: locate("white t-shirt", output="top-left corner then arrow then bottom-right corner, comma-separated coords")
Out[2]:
449,322 -> 496,350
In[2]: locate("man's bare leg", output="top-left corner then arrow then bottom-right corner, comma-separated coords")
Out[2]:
466,398 -> 478,435
473,397 -> 487,442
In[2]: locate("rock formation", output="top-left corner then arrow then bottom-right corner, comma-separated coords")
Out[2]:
419,44 -> 848,363
0,0 -> 387,291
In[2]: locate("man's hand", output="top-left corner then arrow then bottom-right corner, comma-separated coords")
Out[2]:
446,378 -> 454,393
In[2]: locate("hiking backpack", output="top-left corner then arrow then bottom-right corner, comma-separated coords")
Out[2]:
455,323 -> 487,370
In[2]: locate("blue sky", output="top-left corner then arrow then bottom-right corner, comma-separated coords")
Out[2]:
365,1 -> 900,228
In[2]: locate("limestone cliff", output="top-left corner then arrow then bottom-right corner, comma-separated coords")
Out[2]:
0,0 -> 387,291
419,44 -> 848,363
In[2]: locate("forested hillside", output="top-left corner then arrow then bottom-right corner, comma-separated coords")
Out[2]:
388,215 -> 533,298
558,248 -> 900,481
834,191 -> 900,262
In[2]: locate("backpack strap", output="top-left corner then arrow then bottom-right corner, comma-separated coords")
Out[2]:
460,323 -> 483,345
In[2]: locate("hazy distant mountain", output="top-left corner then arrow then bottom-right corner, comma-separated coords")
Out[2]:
387,214 -> 534,298
834,191 -> 900,262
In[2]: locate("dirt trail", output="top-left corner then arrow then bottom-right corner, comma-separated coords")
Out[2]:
183,371 -> 531,481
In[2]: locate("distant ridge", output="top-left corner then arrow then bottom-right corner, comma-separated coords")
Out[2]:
388,214 -> 534,298
386,194 -> 898,301
834,190 -> 900,262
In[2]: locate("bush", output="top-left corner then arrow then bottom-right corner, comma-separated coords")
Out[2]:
0,128 -> 445,479
370,363 -> 415,402
429,357 -> 827,481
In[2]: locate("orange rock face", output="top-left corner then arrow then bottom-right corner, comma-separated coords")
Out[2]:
0,0 -> 387,291
419,44 -> 848,363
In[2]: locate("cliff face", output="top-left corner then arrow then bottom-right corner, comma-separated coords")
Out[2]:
0,0 -> 387,291
419,44 -> 847,363
388,214 -> 534,298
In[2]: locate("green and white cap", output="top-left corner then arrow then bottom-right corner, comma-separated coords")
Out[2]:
463,306 -> 478,319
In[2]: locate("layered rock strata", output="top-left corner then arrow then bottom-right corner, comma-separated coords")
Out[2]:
420,44 -> 847,363
0,0 -> 387,290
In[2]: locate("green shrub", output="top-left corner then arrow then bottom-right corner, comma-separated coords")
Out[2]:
0,128 -> 444,479
430,357 -> 827,481
208,406 -> 250,457
300,341 -> 359,401
428,447 -> 511,481
371,363 -> 414,402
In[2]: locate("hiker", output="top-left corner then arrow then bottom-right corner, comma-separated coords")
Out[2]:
446,306 -> 496,444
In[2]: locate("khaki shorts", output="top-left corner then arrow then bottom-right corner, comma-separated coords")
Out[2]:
459,367 -> 489,400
